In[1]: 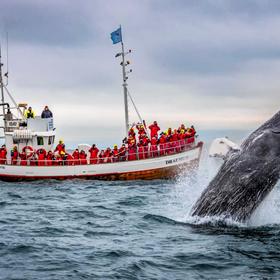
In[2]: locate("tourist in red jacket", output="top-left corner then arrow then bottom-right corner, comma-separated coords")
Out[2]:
142,136 -> 150,158
104,148 -> 113,163
98,150 -> 105,163
128,144 -> 137,161
128,127 -> 136,140
29,153 -> 37,166
137,140 -> 145,160
19,152 -> 27,166
55,154 -> 63,166
79,150 -> 87,165
72,149 -> 80,165
112,145 -> 119,162
46,151 -> 53,166
54,139 -> 66,156
118,145 -> 127,161
149,121 -> 160,139
37,148 -> 47,166
150,136 -> 159,158
159,133 -> 167,156
65,153 -> 74,165
89,144 -> 99,164
179,129 -> 186,151
11,146 -> 19,165
0,145 -> 7,165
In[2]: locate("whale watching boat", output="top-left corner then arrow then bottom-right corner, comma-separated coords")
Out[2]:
0,29 -> 203,181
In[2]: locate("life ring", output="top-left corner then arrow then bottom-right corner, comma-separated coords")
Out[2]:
22,146 -> 34,158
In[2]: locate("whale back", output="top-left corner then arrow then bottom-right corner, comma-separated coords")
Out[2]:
192,110 -> 280,222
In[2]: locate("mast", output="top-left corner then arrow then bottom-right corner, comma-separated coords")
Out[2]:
0,44 -> 5,123
121,41 -> 129,136
112,26 -> 132,136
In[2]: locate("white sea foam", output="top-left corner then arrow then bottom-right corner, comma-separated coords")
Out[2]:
166,152 -> 280,228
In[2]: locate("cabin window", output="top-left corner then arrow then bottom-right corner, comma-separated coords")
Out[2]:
48,136 -> 55,145
37,137 -> 44,146
13,139 -> 26,144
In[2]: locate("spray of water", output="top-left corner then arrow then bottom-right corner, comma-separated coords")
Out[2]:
164,152 -> 280,228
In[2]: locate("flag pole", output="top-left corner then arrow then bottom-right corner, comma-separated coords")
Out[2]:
120,27 -> 129,136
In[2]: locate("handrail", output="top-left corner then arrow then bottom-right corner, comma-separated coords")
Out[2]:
0,138 -> 198,166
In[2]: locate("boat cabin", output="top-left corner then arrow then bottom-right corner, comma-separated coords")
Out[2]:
4,116 -> 55,161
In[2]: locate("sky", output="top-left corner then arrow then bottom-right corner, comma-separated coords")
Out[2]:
0,0 -> 279,147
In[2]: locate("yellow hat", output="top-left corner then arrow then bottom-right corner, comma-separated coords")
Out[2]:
59,139 -> 64,144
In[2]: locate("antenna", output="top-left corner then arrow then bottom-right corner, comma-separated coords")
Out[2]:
0,40 -> 6,119
4,32 -> 8,86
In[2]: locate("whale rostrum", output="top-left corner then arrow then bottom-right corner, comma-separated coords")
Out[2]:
192,110 -> 280,222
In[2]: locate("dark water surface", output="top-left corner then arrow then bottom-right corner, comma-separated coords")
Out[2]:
0,174 -> 280,280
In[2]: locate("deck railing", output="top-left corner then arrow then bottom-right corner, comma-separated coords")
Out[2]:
1,138 -> 199,166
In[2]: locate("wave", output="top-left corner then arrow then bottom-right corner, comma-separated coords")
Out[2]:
157,154 -> 280,229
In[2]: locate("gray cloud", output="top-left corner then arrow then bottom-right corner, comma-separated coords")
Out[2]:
0,0 -> 279,147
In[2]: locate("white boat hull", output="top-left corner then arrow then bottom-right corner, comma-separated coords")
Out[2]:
0,143 -> 203,181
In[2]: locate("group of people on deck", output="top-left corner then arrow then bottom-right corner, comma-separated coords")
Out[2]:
0,121 -> 196,166
24,105 -> 53,119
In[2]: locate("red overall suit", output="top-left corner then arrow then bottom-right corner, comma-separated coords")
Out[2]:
118,146 -> 127,161
37,149 -> 47,166
11,149 -> 19,165
46,152 -> 53,166
128,144 -> 137,161
112,148 -> 119,162
137,143 -> 145,160
65,154 -> 74,165
72,150 -> 80,165
79,151 -> 87,165
19,152 -> 27,166
149,123 -> 160,139
89,147 -> 99,164
0,147 -> 7,164
150,137 -> 158,158
159,134 -> 167,156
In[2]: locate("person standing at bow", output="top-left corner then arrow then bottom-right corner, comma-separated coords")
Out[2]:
24,106 -> 35,119
41,106 -> 53,119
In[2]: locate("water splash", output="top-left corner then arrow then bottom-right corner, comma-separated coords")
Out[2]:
165,153 -> 280,228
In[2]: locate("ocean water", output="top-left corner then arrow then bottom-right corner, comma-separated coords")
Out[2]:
0,132 -> 280,279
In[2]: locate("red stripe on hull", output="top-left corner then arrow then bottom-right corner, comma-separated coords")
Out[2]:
0,159 -> 200,182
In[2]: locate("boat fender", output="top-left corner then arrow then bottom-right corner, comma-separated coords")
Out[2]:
22,146 -> 34,158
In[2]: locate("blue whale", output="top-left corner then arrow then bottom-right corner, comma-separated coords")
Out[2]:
192,110 -> 280,222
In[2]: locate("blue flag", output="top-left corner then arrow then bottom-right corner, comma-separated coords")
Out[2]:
110,27 -> 122,44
